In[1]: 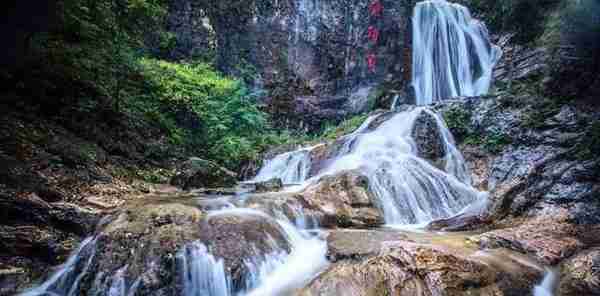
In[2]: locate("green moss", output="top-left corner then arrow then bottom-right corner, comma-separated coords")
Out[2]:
574,121 -> 600,161
136,168 -> 175,184
320,115 -> 370,142
443,107 -> 472,140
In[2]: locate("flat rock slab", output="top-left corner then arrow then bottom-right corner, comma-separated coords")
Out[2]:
326,229 -> 408,261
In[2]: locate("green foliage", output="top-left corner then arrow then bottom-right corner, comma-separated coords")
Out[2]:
320,115 -> 370,141
542,0 -> 600,57
125,59 -> 273,170
443,106 -> 511,154
136,168 -> 175,184
574,121 -> 600,161
463,132 -> 512,154
460,0 -> 561,44
443,107 -> 472,140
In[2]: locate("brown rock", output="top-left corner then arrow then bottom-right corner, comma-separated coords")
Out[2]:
170,157 -> 237,190
325,229 -> 408,262
300,170 -> 384,228
299,240 -> 542,296
476,219 -> 584,265
198,211 -> 292,289
558,248 -> 600,296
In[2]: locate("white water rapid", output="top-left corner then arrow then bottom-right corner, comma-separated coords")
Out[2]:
321,107 -> 484,225
252,145 -> 318,185
20,237 -> 98,296
412,0 -> 502,105
20,1 -> 504,296
533,270 -> 558,296
179,208 -> 328,296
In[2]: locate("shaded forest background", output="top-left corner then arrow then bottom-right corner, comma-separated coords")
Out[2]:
1,0 -> 599,176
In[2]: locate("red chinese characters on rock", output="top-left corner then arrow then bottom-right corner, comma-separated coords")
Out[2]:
369,0 -> 383,17
367,53 -> 377,72
366,1 -> 383,74
367,26 -> 380,43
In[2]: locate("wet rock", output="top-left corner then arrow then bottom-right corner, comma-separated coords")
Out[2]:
300,240 -> 542,296
198,211 -> 291,290
460,145 -> 492,191
242,192 -> 321,229
72,203 -> 204,295
0,192 -> 99,236
427,212 -> 491,232
300,170 -> 384,228
170,157 -> 237,190
493,34 -> 550,84
0,225 -> 79,265
476,218 -> 584,265
325,229 -> 407,262
27,199 -> 297,295
412,110 -> 446,169
254,178 -> 284,193
558,247 -> 600,296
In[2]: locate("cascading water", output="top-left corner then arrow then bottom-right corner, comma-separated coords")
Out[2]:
320,107 -> 484,225
19,237 -> 98,296
252,145 -> 318,184
533,270 -> 558,296
412,0 -> 502,105
22,205 -> 327,296
179,208 -> 327,296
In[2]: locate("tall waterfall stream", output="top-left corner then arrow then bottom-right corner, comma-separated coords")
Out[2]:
21,1 -> 557,295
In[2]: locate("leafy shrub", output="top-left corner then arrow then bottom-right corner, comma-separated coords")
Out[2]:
125,59 -> 273,171
320,115 -> 370,141
575,121 -> 600,161
443,107 -> 472,141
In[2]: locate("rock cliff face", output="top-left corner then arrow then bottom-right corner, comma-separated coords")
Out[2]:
166,0 -> 416,125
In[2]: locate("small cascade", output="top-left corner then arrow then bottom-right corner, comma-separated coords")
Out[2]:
321,107 -> 483,225
534,270 -> 558,296
243,213 -> 328,296
20,237 -> 98,296
390,94 -> 400,110
431,110 -> 472,184
178,242 -> 231,296
336,113 -> 381,156
194,208 -> 328,296
252,145 -> 317,184
412,0 -> 502,105
344,86 -> 374,114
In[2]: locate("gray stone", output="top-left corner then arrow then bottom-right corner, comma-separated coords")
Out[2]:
170,157 -> 237,190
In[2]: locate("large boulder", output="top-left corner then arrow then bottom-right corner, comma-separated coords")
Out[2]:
558,248 -> 600,296
198,211 -> 291,291
253,178 -> 284,193
20,199 -> 295,295
475,216 -> 586,265
325,229 -> 407,262
170,157 -> 237,190
299,240 -> 543,296
412,110 -> 446,169
300,170 -> 384,228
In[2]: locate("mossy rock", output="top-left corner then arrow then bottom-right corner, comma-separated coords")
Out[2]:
170,157 -> 238,189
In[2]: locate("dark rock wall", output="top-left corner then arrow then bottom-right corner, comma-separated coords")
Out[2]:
165,0 -> 417,123
165,0 -> 214,60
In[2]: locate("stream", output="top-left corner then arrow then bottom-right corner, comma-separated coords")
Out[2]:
20,1 -> 557,295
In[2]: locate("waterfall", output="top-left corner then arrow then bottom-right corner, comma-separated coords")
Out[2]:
178,242 -> 231,296
184,208 -> 328,296
412,0 -> 502,105
19,237 -> 98,296
321,107 -> 484,225
252,145 -> 318,184
533,270 -> 558,296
